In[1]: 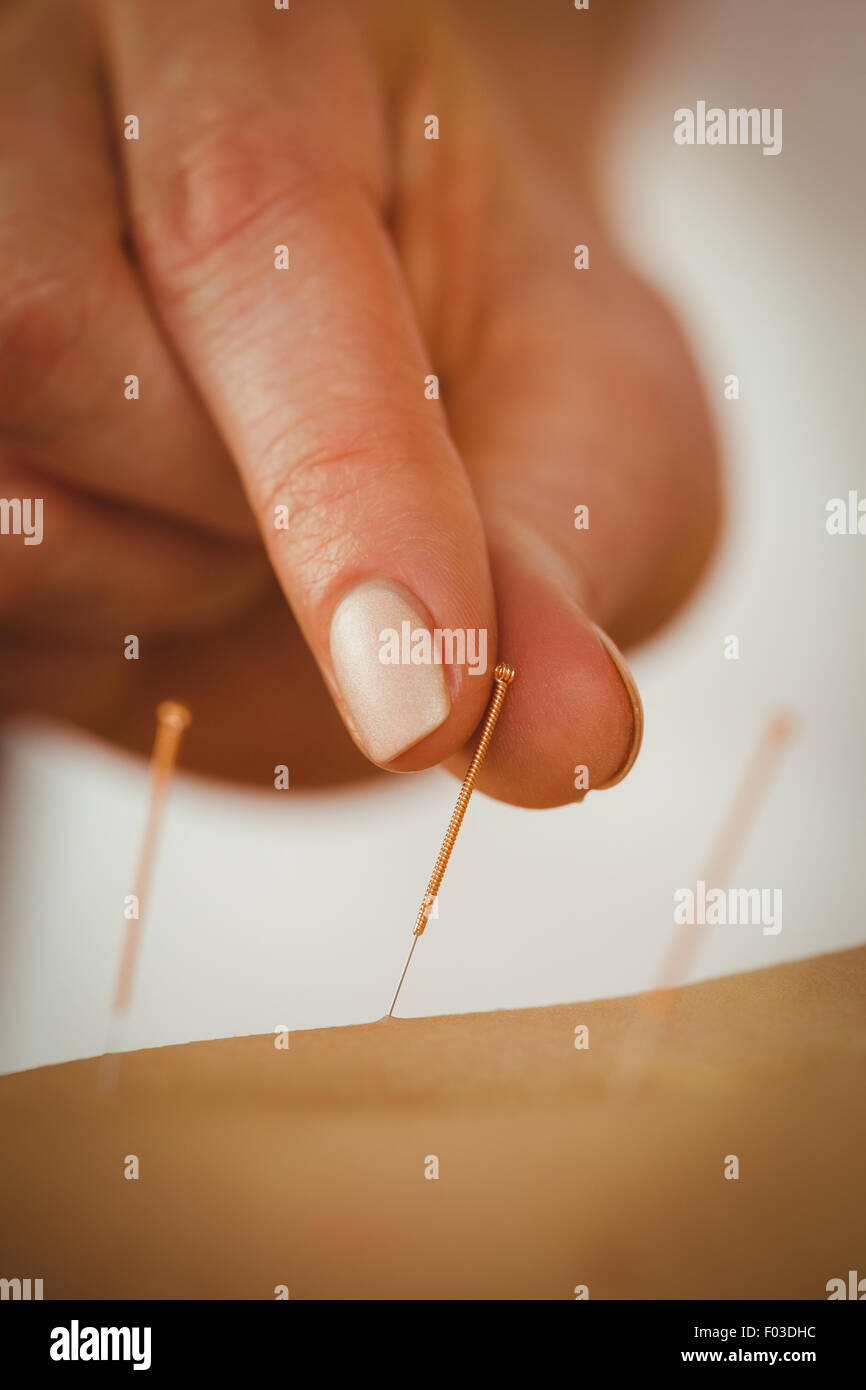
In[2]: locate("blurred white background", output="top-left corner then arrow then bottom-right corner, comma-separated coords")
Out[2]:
1,0 -> 863,1072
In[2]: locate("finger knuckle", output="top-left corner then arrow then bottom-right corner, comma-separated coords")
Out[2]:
0,257 -> 89,429
257,423 -> 418,583
134,117 -> 343,285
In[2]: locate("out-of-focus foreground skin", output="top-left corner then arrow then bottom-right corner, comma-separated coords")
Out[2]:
0,0 -> 719,801
0,947 -> 863,1299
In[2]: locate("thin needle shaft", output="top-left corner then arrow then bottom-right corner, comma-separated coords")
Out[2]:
388,662 -> 516,1017
388,936 -> 420,1017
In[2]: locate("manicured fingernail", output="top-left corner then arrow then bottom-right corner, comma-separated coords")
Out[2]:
329,581 -> 451,764
592,625 -> 644,789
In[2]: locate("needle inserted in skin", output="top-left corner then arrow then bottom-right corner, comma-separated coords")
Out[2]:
388,662 -> 516,1017
648,712 -> 795,1017
611,711 -> 795,1092
101,701 -> 192,1088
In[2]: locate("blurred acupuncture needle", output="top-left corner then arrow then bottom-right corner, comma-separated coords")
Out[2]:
388,662 -> 516,1017
613,710 -> 796,1090
100,701 -> 192,1089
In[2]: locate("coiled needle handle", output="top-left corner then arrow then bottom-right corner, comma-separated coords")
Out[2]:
388,662 -> 516,1016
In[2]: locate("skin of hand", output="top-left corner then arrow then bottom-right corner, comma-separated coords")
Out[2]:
0,0 -> 720,805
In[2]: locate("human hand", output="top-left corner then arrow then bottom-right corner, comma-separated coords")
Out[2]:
0,0 -> 719,805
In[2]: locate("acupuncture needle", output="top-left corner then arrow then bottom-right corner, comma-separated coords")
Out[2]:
388,662 -> 516,1017
100,701 -> 192,1088
612,711 -> 795,1090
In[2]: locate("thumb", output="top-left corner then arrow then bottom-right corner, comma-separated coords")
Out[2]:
444,267 -> 720,807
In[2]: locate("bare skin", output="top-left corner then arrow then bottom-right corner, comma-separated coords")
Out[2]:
0,0 -> 719,799
1,947 -> 863,1299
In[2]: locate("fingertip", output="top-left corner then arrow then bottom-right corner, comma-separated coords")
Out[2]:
589,624 -> 644,790
439,547 -> 643,807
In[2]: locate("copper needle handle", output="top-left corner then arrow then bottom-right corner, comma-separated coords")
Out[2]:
388,662 -> 516,1016
112,701 -> 192,1016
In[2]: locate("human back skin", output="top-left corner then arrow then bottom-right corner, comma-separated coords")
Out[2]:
0,946 -> 864,1300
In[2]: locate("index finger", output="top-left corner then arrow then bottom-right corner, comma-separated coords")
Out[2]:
101,0 -> 497,767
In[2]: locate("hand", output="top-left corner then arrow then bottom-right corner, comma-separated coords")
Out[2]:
0,0 -> 719,805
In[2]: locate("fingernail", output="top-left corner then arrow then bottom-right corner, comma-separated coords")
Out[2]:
592,625 -> 644,789
329,581 -> 451,764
